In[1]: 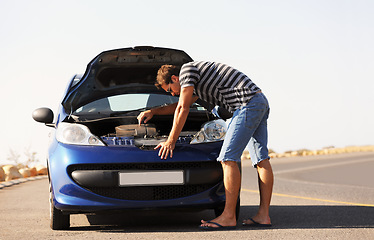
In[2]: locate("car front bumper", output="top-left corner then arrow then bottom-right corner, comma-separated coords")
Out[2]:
48,141 -> 226,213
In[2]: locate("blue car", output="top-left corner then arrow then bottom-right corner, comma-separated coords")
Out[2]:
32,46 -> 238,230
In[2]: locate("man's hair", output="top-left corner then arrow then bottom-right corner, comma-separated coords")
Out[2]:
155,65 -> 181,89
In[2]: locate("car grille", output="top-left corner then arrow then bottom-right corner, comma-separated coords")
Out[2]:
87,184 -> 215,201
68,162 -> 222,201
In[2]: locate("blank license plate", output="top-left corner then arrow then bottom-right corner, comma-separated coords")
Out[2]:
119,170 -> 184,186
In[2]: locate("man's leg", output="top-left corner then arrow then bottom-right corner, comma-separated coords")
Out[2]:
220,161 -> 241,221
200,161 -> 240,227
243,158 -> 273,225
242,93 -> 272,225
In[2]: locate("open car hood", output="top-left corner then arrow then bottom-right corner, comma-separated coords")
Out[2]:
62,47 -> 193,113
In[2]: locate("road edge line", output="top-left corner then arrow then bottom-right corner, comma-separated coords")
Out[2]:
242,188 -> 374,207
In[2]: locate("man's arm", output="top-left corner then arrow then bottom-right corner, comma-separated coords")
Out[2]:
137,102 -> 178,125
168,86 -> 197,144
155,86 -> 198,159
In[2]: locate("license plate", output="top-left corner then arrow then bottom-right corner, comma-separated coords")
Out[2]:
119,170 -> 184,186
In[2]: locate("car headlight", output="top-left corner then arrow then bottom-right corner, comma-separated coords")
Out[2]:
190,119 -> 227,144
55,122 -> 105,146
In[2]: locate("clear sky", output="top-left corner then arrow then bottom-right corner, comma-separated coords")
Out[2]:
0,0 -> 373,165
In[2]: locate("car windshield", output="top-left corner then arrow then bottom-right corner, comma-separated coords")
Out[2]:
74,93 -> 206,115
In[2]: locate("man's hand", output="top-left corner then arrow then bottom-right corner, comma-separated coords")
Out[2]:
154,140 -> 175,159
137,110 -> 153,125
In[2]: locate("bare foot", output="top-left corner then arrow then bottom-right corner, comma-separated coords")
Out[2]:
200,215 -> 236,228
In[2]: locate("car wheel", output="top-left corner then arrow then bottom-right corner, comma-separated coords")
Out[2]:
49,182 -> 70,230
214,197 -> 240,221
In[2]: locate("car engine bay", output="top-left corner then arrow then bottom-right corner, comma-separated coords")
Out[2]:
68,112 -> 214,149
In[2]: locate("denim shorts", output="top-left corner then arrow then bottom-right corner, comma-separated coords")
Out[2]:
217,93 -> 270,168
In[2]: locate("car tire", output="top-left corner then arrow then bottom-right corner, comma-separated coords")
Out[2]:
49,182 -> 70,230
214,197 -> 240,221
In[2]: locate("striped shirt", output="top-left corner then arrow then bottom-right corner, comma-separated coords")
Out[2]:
179,61 -> 261,113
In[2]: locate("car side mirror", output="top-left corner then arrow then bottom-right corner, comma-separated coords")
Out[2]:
32,107 -> 55,127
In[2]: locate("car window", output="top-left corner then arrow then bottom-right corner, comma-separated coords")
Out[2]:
74,93 -> 206,114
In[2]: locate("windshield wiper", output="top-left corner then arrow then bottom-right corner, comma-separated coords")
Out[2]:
109,107 -> 150,117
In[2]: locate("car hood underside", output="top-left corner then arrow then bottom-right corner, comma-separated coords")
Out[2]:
62,46 -> 193,113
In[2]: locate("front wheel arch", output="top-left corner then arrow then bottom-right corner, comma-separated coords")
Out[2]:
48,164 -> 70,230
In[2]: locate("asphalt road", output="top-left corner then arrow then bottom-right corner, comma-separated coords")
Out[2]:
0,152 -> 373,240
